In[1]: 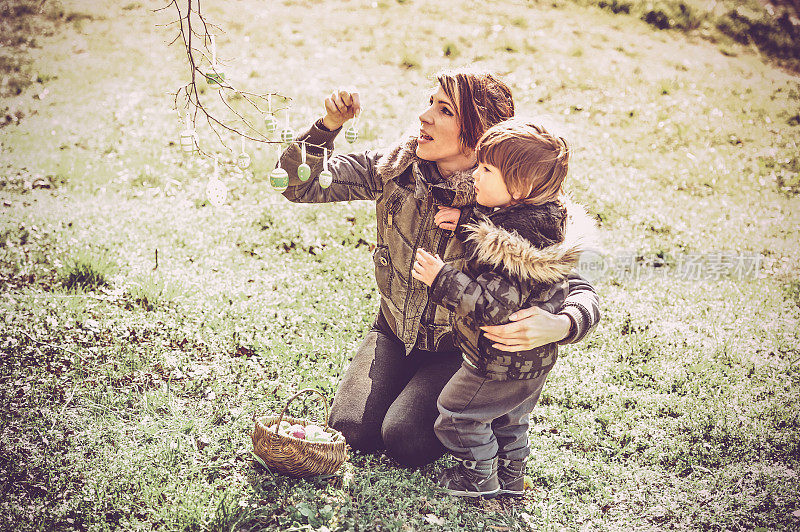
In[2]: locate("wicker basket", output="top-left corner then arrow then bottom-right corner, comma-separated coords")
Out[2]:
252,388 -> 348,478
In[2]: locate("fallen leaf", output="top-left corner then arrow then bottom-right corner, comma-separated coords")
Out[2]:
423,514 -> 445,526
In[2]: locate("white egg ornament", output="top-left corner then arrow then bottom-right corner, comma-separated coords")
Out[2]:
206,158 -> 228,207
270,166 -> 288,193
237,152 -> 251,170
180,128 -> 199,155
319,148 -> 332,189
319,170 -> 333,189
179,113 -> 199,155
237,136 -> 251,170
297,142 -> 311,181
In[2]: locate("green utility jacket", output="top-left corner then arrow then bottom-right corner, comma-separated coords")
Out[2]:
279,121 -> 600,354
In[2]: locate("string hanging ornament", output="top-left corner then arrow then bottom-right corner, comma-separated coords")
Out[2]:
206,156 -> 228,206
345,113 -> 359,144
319,148 -> 333,189
165,1 -> 369,203
264,94 -> 278,135
298,142 -> 311,181
237,134 -> 251,170
280,108 -> 295,145
204,35 -> 225,90
180,112 -> 199,155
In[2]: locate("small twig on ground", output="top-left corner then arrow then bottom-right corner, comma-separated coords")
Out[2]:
22,331 -> 85,362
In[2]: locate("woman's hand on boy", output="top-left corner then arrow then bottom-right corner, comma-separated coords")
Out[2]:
434,206 -> 460,231
322,89 -> 361,130
412,248 -> 444,287
481,307 -> 572,351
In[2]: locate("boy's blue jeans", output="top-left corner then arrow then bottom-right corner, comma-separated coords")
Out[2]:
434,364 -> 551,462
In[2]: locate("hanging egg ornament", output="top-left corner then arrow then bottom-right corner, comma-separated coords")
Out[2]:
180,113 -> 199,155
297,142 -> 311,181
264,114 -> 279,134
180,128 -> 199,155
237,151 -> 251,170
297,163 -> 311,181
318,169 -> 333,189
205,70 -> 226,90
318,147 -> 332,189
205,35 -> 225,90
280,128 -> 295,144
279,107 -> 294,144
345,114 -> 359,144
237,136 -> 251,170
270,167 -> 289,193
206,158 -> 228,207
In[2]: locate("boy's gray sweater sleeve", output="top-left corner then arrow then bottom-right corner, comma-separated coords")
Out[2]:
280,120 -> 382,203
557,273 -> 601,345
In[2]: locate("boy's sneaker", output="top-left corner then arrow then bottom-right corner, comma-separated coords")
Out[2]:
497,457 -> 526,496
437,458 -> 500,498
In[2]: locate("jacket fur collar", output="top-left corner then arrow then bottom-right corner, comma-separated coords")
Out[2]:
375,136 -> 476,208
465,197 -> 597,284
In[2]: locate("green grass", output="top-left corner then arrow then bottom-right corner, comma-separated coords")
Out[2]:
0,0 -> 798,530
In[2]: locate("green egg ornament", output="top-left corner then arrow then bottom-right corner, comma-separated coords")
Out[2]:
270,167 -> 288,193
297,163 -> 311,181
318,169 -> 333,189
237,152 -> 251,170
280,128 -> 294,144
345,126 -> 358,144
264,114 -> 278,134
205,71 -> 225,90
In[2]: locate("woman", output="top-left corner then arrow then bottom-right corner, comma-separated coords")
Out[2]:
278,70 -> 600,467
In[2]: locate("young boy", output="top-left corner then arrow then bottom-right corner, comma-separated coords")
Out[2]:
412,119 -> 595,497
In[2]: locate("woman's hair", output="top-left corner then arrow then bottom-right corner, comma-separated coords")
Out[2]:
436,69 -> 515,151
476,119 -> 570,205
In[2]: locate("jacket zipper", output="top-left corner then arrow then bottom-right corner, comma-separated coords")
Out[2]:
403,193 -> 435,332
420,197 -> 452,348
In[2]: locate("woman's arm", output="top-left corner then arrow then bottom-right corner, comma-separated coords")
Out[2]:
480,272 -> 600,351
279,119 -> 382,204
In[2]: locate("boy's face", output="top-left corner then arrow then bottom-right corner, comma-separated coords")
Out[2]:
472,162 -> 514,208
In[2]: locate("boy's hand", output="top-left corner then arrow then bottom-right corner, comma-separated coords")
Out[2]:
434,206 -> 460,231
412,248 -> 444,287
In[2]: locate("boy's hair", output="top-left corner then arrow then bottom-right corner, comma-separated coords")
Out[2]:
476,119 -> 569,205
436,69 -> 515,151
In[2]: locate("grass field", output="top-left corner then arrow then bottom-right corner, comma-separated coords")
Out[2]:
1,0 -> 799,530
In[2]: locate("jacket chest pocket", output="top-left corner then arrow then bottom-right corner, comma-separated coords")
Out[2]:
384,190 -> 406,229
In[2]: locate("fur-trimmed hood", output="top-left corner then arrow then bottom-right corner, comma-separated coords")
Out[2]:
464,197 -> 597,284
375,136 -> 476,208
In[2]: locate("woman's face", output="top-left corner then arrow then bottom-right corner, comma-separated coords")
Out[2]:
416,85 -> 475,175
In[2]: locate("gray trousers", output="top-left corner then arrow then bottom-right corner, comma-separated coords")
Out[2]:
434,364 -> 550,462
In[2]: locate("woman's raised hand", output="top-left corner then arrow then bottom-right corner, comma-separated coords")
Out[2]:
322,89 -> 361,131
480,306 -> 572,351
